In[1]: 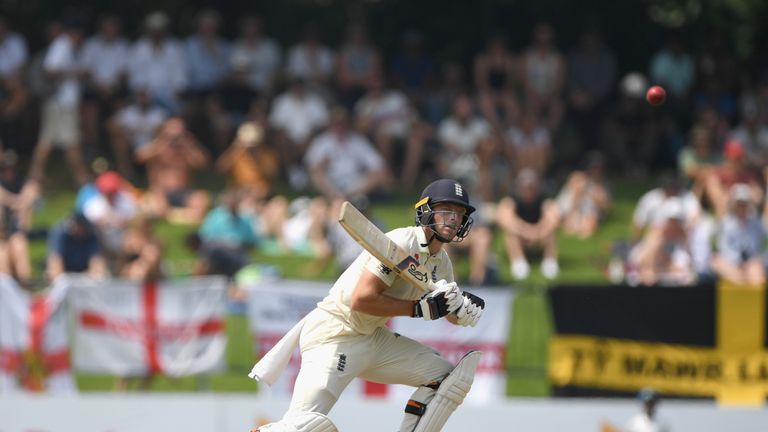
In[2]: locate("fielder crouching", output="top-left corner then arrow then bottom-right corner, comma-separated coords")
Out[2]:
249,179 -> 485,432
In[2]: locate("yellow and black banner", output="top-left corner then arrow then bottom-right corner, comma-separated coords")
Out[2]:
548,280 -> 767,405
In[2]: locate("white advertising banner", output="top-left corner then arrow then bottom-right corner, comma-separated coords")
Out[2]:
68,275 -> 228,377
0,274 -> 75,394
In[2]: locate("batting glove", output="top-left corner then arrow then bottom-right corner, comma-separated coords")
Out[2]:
412,279 -> 463,320
455,292 -> 485,327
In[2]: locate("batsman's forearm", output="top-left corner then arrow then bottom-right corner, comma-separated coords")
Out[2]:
349,292 -> 414,317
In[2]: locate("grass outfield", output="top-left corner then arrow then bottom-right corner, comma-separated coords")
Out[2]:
34,175 -> 649,396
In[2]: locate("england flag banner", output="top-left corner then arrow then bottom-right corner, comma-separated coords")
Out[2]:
68,275 -> 228,377
0,274 -> 76,394
389,288 -> 514,403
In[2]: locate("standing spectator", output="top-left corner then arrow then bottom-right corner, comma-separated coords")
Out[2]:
355,73 -> 427,188
268,78 -> 329,189
46,212 -> 107,281
389,30 -> 434,108
0,151 -> 39,284
28,17 -> 89,186
566,29 -> 617,150
503,106 -> 553,177
436,93 -> 496,200
556,151 -> 611,239
711,184 -> 766,285
82,170 -> 138,254
304,107 -> 390,202
473,32 -> 520,131
128,11 -> 188,113
0,16 -> 28,79
496,169 -> 561,280
230,15 -> 282,97
336,22 -> 382,109
79,14 -> 130,160
285,22 -> 335,101
107,88 -> 168,179
135,117 -> 211,224
521,22 -> 566,131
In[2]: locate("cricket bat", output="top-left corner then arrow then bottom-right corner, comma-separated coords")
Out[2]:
338,201 -> 435,292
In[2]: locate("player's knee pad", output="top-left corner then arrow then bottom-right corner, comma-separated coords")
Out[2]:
402,351 -> 482,432
254,412 -> 338,432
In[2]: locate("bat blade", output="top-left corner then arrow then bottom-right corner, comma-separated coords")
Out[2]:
338,201 -> 434,292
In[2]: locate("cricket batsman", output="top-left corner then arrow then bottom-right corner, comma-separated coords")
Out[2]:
250,178 -> 486,432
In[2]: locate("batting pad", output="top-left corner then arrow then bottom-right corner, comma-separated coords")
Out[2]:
412,350 -> 482,432
257,412 -> 338,432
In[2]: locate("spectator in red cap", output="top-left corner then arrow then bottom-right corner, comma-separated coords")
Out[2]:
82,170 -> 138,253
704,139 -> 762,219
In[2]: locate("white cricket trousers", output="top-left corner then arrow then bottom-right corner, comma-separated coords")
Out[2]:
285,308 -> 453,416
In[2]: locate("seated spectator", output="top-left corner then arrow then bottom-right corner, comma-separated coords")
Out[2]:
556,151 -> 611,239
136,117 -> 211,224
230,15 -> 282,97
496,169 -> 561,280
503,106 -> 552,177
711,184 -> 766,285
82,171 -> 139,254
703,139 -> 762,219
118,216 -> 163,281
520,22 -> 565,131
336,22 -> 381,109
627,198 -> 696,286
677,124 -> 722,199
258,195 -> 332,264
128,11 -> 188,113
268,78 -> 329,189
0,151 -> 39,284
284,22 -> 335,100
215,121 -> 279,201
473,32 -> 520,130
107,88 -> 167,179
355,73 -> 428,188
79,14 -> 130,159
389,30 -> 434,108
304,106 -> 390,202
195,189 -> 258,278
727,99 -> 768,168
436,93 -> 496,200
46,212 -> 107,281
632,173 -> 701,241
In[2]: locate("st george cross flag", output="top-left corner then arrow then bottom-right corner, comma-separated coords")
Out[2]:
0,274 -> 76,394
68,275 -> 228,377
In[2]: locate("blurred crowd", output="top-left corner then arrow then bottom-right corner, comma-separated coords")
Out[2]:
0,9 -> 767,288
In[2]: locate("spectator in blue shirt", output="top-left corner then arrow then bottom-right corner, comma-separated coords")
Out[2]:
46,212 -> 107,280
195,189 -> 259,277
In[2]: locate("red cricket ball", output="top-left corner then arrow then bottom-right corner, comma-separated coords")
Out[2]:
646,85 -> 666,106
